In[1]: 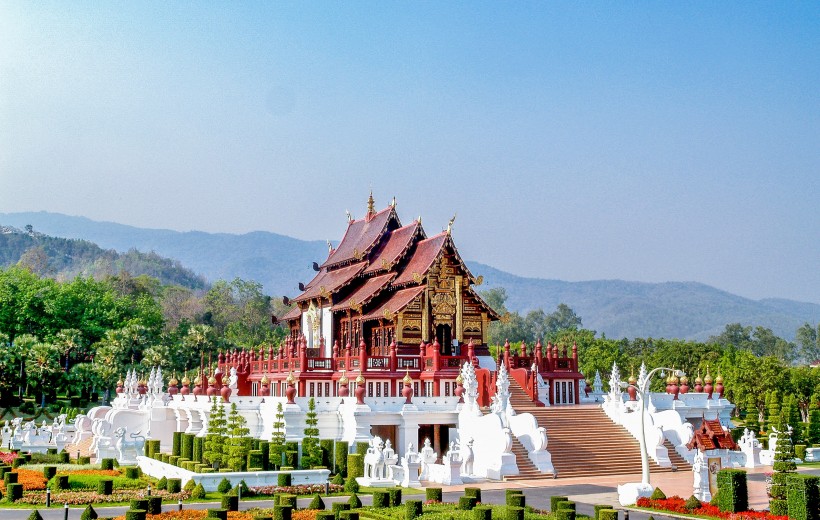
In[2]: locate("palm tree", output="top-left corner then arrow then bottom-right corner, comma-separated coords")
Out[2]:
25,341 -> 61,408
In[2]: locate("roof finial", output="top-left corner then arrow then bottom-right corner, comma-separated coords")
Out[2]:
446,213 -> 457,234
367,191 -> 375,215
417,215 -> 422,224
346,210 -> 353,222
327,240 -> 333,253
391,196 -> 396,207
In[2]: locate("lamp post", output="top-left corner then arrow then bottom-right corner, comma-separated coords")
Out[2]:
636,366 -> 684,485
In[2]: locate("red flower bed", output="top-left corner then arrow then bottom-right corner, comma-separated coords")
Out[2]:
0,452 -> 18,465
248,483 -> 342,496
636,496 -> 788,520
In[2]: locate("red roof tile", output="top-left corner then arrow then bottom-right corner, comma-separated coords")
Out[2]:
282,306 -> 301,321
322,207 -> 398,268
332,273 -> 395,311
363,221 -> 423,274
361,286 -> 426,322
393,233 -> 447,286
687,418 -> 738,451
293,262 -> 366,303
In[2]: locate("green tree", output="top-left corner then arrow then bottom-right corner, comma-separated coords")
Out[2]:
226,403 -> 251,471
769,427 -> 796,516
544,303 -> 582,337
796,322 -> 820,365
204,397 -> 228,469
25,340 -> 61,407
0,332 -> 25,405
301,397 -> 321,468
270,402 -> 286,469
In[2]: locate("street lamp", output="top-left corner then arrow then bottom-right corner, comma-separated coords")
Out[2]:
637,366 -> 684,485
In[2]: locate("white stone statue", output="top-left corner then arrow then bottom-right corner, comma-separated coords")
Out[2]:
228,367 -> 239,391
363,435 -> 387,480
113,427 -> 145,463
461,438 -> 475,476
419,438 -> 438,480
738,427 -> 762,468
400,443 -> 421,488
693,450 -> 711,502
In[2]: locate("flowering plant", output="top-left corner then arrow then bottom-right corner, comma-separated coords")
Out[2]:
247,483 -> 342,496
19,489 -> 190,506
636,495 -> 788,520
0,451 -> 19,465
112,511 -> 256,520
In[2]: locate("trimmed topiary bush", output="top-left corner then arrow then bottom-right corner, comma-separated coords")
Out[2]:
124,467 -> 140,479
156,476 -> 167,490
507,494 -> 525,507
465,487 -> 481,503
348,493 -> 361,508
650,487 -> 666,500
172,431 -> 182,457
332,473 -> 344,485
125,512 -> 146,520
222,495 -> 239,512
54,474 -> 69,490
278,473 -> 292,486
130,499 -> 149,511
192,482 -> 207,499
598,509 -> 618,520
182,433 -> 194,460
459,496 -> 478,510
426,487 -> 443,502
97,478 -> 113,495
78,456 -> 91,465
280,494 -> 298,509
7,483 -> 23,501
716,468 -> 748,513
4,471 -> 19,484
406,499 -> 423,520
43,466 -> 57,480
248,450 -> 263,470
339,512 -> 358,520
344,476 -> 359,493
473,506 -> 492,520
274,505 -> 293,520
333,441 -> 349,476
355,442 -> 369,456
81,505 -> 98,520
388,488 -> 402,507
206,510 -> 228,520
506,506 -> 524,520
331,502 -> 350,520
193,436 -> 204,463
317,512 -> 335,520
217,477 -> 232,494
372,490 -> 390,508
550,495 -> 568,512
788,474 -> 820,520
147,497 -> 162,515
285,450 -> 298,468
59,452 -> 70,463
27,511 -> 44,520
320,439 -> 334,468
684,495 -> 702,510
593,504 -> 610,520
309,493 -> 326,510
557,501 -> 575,511
557,509 -> 576,520
347,453 -> 364,479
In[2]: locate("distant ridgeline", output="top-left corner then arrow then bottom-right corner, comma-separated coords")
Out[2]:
0,224 -> 207,290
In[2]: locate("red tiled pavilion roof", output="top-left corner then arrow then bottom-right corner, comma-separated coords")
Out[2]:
322,207 -> 398,269
293,262 -> 366,303
393,233 -> 448,286
332,273 -> 395,312
687,419 -> 738,451
363,221 -> 423,274
281,306 -> 301,321
361,286 -> 426,322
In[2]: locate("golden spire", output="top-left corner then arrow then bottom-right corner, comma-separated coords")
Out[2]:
286,370 -> 296,384
339,370 -> 348,385
367,191 -> 375,214
402,368 -> 412,384
260,374 -> 269,385
446,214 -> 456,235
355,370 -> 365,384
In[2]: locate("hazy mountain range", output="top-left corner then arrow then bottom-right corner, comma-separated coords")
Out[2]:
2,211 -> 818,341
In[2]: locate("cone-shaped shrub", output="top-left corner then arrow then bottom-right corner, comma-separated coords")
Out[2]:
80,505 -> 98,520
332,473 -> 344,485
348,493 -> 361,508
156,476 -> 167,490
344,477 -> 359,493
27,510 -> 44,520
684,495 -> 702,510
308,493 -> 326,510
217,477 -> 232,494
167,478 -> 182,493
650,487 -> 666,500
183,479 -> 196,493
192,483 -> 207,499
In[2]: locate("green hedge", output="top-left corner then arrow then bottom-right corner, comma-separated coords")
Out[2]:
125,511 -> 146,520
125,467 -> 140,479
207,510 -> 228,520
278,473 -> 292,486
332,502 -> 350,520
320,439 -> 334,469
53,474 -> 69,490
372,490 -> 390,508
387,488 -> 402,507
145,440 -> 160,458
78,456 -> 91,465
355,442 -> 369,456
788,474 -> 820,520
248,450 -> 263,470
557,501 -> 575,511
459,496 -> 477,510
4,471 -> 18,484
130,499 -> 149,511
507,494 -> 525,507
194,436 -> 204,463
348,493 -> 362,509
172,432 -> 182,457
347,454 -> 364,479
406,500 -> 423,520
465,488 -> 481,503
317,513 -> 335,520
426,488 -> 443,502
598,509 -> 618,520
43,465 -> 57,480
280,494 -> 298,509
716,469 -> 748,513
182,433 -> 194,461
550,496 -> 568,512
334,441 -> 349,476
222,495 -> 239,512
340,512 -> 359,520
101,458 -> 115,470
96,478 -> 113,495
506,506 -> 524,520
147,497 -> 162,515
285,451 -> 298,468
556,509 -> 576,520
259,440 -> 270,470
274,505 -> 292,520
7,482 -> 23,501
167,478 -> 182,493
473,506 -> 491,520
593,504 -> 610,520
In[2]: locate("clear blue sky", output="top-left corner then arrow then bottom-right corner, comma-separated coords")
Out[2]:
1,2 -> 818,303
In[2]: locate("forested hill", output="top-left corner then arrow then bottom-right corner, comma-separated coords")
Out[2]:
468,262 -> 820,341
0,225 -> 207,289
2,211 -> 819,341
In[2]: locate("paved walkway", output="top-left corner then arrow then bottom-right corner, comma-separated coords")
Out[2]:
3,465 -> 819,520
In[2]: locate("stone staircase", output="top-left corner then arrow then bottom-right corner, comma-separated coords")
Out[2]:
505,379 -> 680,479
63,436 -> 94,459
663,439 -> 692,471
509,435 -> 551,479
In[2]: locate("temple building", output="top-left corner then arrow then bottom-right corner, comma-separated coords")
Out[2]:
218,194 -> 585,408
